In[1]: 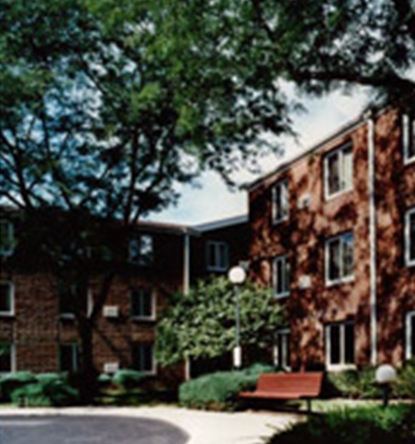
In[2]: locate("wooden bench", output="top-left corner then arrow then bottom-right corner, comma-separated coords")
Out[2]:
239,372 -> 323,412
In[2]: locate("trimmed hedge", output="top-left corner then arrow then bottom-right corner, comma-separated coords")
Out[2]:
266,405 -> 415,444
179,363 -> 275,410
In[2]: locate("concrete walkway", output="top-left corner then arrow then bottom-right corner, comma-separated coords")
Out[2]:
0,406 -> 299,444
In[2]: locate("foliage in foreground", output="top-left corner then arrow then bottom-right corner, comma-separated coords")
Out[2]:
267,405 -> 415,444
0,372 -> 79,407
179,363 -> 275,411
156,277 -> 284,366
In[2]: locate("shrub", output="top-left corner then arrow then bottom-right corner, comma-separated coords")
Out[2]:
179,363 -> 275,411
326,369 -> 381,399
0,372 -> 37,402
112,369 -> 145,390
10,373 -> 79,407
266,405 -> 415,444
394,359 -> 415,399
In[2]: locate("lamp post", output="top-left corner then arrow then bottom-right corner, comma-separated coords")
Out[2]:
375,364 -> 397,407
228,266 -> 246,369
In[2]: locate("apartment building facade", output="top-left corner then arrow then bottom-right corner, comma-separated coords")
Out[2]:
248,104 -> 415,371
0,211 -> 248,386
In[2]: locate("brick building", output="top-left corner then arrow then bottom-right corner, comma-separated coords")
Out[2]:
248,104 -> 415,371
0,211 -> 248,386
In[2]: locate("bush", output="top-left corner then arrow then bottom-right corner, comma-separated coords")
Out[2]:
0,372 -> 37,402
326,369 -> 382,399
111,369 -> 145,391
10,373 -> 79,407
179,363 -> 275,411
395,359 -> 415,399
266,405 -> 415,444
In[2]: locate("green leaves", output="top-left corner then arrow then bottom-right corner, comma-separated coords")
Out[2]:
156,277 -> 284,366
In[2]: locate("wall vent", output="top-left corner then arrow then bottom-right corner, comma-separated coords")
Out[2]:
103,362 -> 119,373
103,305 -> 119,318
298,194 -> 311,209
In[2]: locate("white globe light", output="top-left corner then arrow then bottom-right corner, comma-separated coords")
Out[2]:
228,266 -> 246,284
375,364 -> 397,384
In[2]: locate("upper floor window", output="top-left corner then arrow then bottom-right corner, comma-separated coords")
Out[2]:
0,343 -> 14,374
324,143 -> 353,199
406,311 -> 415,361
206,241 -> 229,272
59,342 -> 79,373
0,221 -> 14,256
325,321 -> 355,369
129,235 -> 154,265
403,114 -> 415,164
272,180 -> 289,224
132,342 -> 155,374
325,232 -> 354,285
131,288 -> 155,320
0,282 -> 14,315
405,207 -> 415,267
273,255 -> 290,298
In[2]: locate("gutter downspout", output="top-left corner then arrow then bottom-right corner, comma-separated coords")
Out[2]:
183,231 -> 191,380
366,111 -> 377,367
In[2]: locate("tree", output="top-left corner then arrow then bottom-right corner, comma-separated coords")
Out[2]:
0,0 -> 292,402
156,277 -> 284,369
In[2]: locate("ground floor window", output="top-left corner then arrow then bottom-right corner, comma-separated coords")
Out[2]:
325,321 -> 355,369
59,343 -> 79,373
406,311 -> 415,360
274,329 -> 290,370
0,281 -> 14,315
0,343 -> 14,374
132,342 -> 155,374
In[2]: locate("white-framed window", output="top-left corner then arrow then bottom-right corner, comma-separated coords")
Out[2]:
274,329 -> 291,370
0,221 -> 14,256
403,114 -> 415,164
324,142 -> 353,199
132,342 -> 156,374
0,281 -> 14,316
206,241 -> 229,272
273,255 -> 290,298
405,207 -> 415,267
325,321 -> 355,369
131,288 -> 155,320
406,311 -> 415,361
59,342 -> 79,373
325,232 -> 354,285
129,235 -> 154,265
0,343 -> 15,374
58,285 -> 90,319
272,180 -> 289,224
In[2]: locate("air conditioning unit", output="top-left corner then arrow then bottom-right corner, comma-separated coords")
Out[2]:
298,194 -> 311,210
298,275 -> 312,289
103,305 -> 119,318
103,362 -> 119,374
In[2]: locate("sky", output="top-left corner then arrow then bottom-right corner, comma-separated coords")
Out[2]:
149,88 -> 370,226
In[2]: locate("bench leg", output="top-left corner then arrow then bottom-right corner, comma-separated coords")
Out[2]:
306,398 -> 312,413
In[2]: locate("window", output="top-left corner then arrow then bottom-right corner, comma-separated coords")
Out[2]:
324,143 -> 353,198
0,282 -> 14,315
0,343 -> 14,374
403,114 -> 415,164
206,241 -> 229,272
325,322 -> 355,369
406,311 -> 415,361
272,180 -> 289,223
129,235 -> 154,265
59,343 -> 79,373
132,342 -> 155,374
325,232 -> 354,285
58,285 -> 89,318
273,255 -> 290,297
131,288 -> 155,320
274,329 -> 291,370
0,221 -> 14,256
405,207 -> 415,267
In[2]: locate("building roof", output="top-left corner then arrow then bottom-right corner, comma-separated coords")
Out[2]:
193,214 -> 248,232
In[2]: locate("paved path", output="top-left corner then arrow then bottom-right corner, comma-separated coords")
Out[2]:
0,406 -> 299,444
